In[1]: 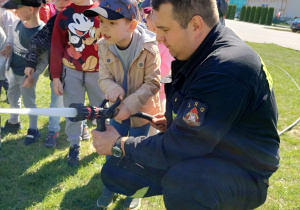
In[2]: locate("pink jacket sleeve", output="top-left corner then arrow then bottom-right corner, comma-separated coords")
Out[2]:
158,43 -> 174,100
47,3 -> 57,17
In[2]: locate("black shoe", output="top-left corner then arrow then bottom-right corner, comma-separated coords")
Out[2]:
24,129 -> 40,145
45,131 -> 59,148
97,186 -> 115,208
123,197 -> 141,210
68,144 -> 80,166
1,120 -> 22,134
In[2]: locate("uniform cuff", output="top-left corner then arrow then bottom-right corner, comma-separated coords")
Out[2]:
124,136 -> 136,160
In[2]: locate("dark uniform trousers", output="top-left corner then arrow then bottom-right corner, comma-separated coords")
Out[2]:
101,156 -> 268,210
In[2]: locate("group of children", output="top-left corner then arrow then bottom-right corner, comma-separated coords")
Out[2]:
0,0 -> 173,209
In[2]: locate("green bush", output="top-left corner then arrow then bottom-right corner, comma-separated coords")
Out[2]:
244,6 -> 251,22
226,5 -> 232,19
254,6 -> 262,23
229,4 -> 237,19
260,7 -> 268,24
265,7 -> 275,25
239,5 -> 246,21
249,6 -> 256,22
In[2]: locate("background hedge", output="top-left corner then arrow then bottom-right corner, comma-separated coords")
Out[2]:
254,6 -> 262,23
245,6 -> 252,22
239,5 -> 246,21
249,6 -> 256,22
265,7 -> 275,25
260,7 -> 268,24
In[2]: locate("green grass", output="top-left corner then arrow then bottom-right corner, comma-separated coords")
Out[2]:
248,43 -> 300,209
0,43 -> 300,209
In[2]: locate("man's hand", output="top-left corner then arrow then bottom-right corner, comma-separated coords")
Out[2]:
22,76 -> 35,88
105,86 -> 125,103
114,103 -> 131,121
150,113 -> 167,132
52,78 -> 64,95
0,43 -> 11,58
24,67 -> 35,77
92,125 -> 121,155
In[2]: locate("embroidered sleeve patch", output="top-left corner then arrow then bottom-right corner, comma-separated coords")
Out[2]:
182,99 -> 207,127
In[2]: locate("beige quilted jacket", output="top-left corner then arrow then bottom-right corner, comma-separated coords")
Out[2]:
97,30 -> 161,127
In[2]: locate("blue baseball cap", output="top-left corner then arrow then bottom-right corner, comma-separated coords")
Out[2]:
84,0 -> 138,21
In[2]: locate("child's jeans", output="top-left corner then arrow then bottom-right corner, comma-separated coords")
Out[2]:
48,80 -> 64,132
106,119 -> 150,160
7,69 -> 39,129
62,66 -> 105,146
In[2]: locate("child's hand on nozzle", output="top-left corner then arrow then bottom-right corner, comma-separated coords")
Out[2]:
105,86 -> 125,103
114,103 -> 131,121
53,78 -> 64,96
24,67 -> 35,77
150,113 -> 167,132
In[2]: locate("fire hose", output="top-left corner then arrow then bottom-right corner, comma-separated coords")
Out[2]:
264,60 -> 300,136
0,99 -> 155,147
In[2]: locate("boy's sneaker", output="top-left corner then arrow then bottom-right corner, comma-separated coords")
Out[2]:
123,197 -> 141,210
68,144 -> 80,166
97,186 -> 115,208
24,129 -> 40,145
1,120 -> 22,134
45,131 -> 59,148
81,121 -> 90,140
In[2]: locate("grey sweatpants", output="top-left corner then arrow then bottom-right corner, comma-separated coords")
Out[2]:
7,69 -> 39,129
62,65 -> 104,146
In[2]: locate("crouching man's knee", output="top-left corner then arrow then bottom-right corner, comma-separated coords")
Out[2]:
101,157 -> 163,198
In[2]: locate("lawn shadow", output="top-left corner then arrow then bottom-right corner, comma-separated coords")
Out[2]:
59,170 -> 125,210
0,105 -> 104,209
4,151 -> 101,209
0,119 -> 73,209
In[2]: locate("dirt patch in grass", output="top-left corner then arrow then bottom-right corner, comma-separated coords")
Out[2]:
287,127 -> 300,137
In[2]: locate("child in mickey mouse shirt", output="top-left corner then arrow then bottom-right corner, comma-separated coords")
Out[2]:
50,0 -> 104,166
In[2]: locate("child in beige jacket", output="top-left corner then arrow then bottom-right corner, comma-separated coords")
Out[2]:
84,0 -> 161,208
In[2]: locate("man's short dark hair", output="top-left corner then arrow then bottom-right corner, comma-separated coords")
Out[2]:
151,0 -> 219,29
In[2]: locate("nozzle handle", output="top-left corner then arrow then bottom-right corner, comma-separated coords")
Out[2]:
97,118 -> 106,132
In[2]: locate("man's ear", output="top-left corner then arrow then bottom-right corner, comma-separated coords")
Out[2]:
129,19 -> 138,32
30,6 -> 38,14
189,15 -> 204,35
27,6 -> 33,14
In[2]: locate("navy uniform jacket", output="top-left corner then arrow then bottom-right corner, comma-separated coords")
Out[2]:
124,23 -> 280,179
